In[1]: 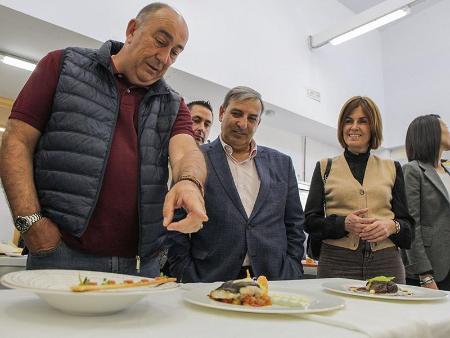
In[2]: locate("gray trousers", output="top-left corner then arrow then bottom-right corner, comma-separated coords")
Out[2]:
318,241 -> 406,283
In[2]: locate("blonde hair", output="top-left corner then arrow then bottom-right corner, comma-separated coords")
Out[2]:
337,96 -> 383,150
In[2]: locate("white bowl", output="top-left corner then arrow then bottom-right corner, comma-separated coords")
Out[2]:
1,269 -> 178,315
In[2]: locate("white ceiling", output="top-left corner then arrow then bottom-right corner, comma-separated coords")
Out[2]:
0,5 -> 101,100
337,0 -> 443,13
337,0 -> 387,13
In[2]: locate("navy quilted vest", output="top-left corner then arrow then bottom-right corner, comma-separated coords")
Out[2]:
34,40 -> 180,258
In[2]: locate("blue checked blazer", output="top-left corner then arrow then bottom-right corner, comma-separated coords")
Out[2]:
166,138 -> 305,282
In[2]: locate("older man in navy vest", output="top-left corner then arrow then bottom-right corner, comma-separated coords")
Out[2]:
0,3 -> 207,277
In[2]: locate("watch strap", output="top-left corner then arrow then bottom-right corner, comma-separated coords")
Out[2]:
26,211 -> 43,224
15,211 -> 43,233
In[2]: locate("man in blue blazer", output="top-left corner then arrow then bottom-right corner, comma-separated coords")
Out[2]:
167,86 -> 305,282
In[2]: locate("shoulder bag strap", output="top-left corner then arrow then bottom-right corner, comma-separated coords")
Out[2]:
322,158 -> 332,216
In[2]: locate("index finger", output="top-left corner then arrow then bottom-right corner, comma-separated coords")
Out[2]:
357,217 -> 376,224
162,192 -> 176,227
361,221 -> 380,232
167,209 -> 208,233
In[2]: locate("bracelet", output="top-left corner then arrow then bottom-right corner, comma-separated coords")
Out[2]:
393,219 -> 401,234
178,175 -> 204,196
419,276 -> 435,286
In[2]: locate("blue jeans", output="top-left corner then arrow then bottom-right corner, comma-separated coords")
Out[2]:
26,241 -> 160,278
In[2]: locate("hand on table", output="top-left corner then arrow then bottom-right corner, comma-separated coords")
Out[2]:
420,274 -> 439,290
422,281 -> 439,290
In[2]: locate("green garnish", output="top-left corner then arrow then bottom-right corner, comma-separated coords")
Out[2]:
78,273 -> 90,285
367,276 -> 395,283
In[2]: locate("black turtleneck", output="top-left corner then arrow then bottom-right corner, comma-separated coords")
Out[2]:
304,149 -> 414,249
344,148 -> 370,185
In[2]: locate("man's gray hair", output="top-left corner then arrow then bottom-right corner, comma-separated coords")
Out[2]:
136,2 -> 174,20
222,86 -> 264,114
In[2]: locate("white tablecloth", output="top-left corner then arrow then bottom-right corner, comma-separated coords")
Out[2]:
0,278 -> 449,338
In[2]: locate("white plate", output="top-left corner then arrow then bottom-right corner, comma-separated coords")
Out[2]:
3,252 -> 23,257
1,269 -> 178,315
322,279 -> 448,301
183,285 -> 345,314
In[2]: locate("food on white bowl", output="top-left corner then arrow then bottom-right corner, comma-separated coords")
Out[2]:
0,270 -> 179,315
71,274 -> 176,292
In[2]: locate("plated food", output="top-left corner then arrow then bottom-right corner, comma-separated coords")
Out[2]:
71,275 -> 176,292
209,275 -> 271,306
185,282 -> 345,314
348,276 -> 412,296
323,278 -> 447,301
1,270 -> 179,315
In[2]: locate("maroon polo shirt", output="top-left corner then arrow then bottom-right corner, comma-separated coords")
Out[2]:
11,50 -> 193,257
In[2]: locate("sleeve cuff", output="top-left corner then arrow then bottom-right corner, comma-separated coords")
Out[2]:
335,216 -> 347,234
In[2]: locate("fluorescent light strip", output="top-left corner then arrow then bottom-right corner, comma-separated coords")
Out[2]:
0,127 -> 6,132
330,8 -> 410,46
1,54 -> 36,72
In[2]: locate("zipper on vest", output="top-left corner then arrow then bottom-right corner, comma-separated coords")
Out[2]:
136,91 -> 143,272
81,71 -> 121,235
136,255 -> 141,272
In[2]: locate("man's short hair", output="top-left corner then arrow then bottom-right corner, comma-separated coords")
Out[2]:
337,96 -> 383,150
188,100 -> 213,115
222,86 -> 264,114
136,2 -> 173,20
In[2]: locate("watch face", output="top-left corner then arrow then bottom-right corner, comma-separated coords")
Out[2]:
15,217 -> 29,232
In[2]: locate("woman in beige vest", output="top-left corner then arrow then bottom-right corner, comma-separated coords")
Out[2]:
402,115 -> 450,290
304,96 -> 413,283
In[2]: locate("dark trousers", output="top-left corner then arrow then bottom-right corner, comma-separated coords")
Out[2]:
318,241 -> 405,283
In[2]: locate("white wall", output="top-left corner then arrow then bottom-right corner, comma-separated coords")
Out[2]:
390,146 -> 408,164
255,124 -> 305,181
381,0 -> 450,147
304,137 -> 341,182
0,183 -> 14,243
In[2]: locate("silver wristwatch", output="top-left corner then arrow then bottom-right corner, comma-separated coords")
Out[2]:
14,211 -> 43,234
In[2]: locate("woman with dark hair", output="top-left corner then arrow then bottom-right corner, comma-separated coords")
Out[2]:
403,114 -> 450,290
305,96 -> 413,282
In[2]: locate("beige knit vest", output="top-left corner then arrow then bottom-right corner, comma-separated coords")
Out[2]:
321,154 -> 396,251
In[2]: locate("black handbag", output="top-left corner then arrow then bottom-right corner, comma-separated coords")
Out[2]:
307,158 -> 332,260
